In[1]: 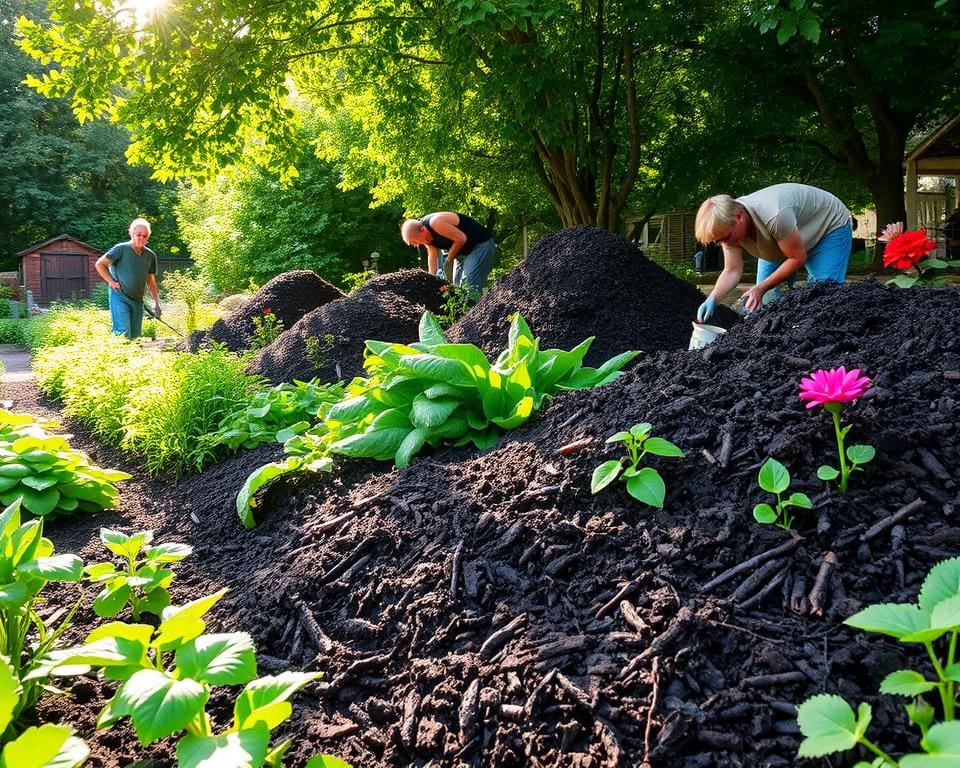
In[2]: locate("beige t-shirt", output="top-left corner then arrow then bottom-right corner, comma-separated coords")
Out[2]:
736,183 -> 851,263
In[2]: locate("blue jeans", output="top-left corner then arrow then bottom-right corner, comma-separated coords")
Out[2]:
108,287 -> 144,339
452,239 -> 496,295
756,223 -> 853,299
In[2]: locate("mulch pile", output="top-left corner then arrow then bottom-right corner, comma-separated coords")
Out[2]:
246,270 -> 448,385
10,227 -> 960,768
449,226 -> 739,364
183,270 -> 344,352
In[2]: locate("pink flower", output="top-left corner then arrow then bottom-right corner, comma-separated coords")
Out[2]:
798,367 -> 872,409
877,222 -> 904,242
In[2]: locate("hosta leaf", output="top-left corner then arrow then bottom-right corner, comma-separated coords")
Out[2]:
394,428 -> 427,470
625,467 -> 665,508
18,486 -> 60,517
0,724 -> 89,768
112,669 -> 208,745
233,671 -> 322,730
395,353 -> 475,386
409,396 -> 459,429
643,437 -> 684,458
490,395 -> 533,430
417,312 -> 447,347
0,582 -> 29,608
880,669 -> 938,696
236,457 -> 303,529
19,474 -> 58,491
758,458 -> 790,494
844,603 -> 930,640
796,694 -> 867,757
591,460 -> 623,494
331,425 -> 412,461
93,579 -> 132,618
176,722 -> 270,768
175,633 -> 257,686
900,721 -> 960,767
919,557 -> 960,612
0,655 -> 17,735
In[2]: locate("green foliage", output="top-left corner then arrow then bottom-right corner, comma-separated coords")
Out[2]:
0,320 -> 27,347
85,529 -> 192,621
249,311 -> 284,352
203,379 -> 346,455
752,457 -> 812,531
0,410 -> 131,518
590,422 -> 684,509
436,284 -> 475,328
816,402 -> 875,493
304,334 -> 338,373
796,557 -> 960,765
33,327 -> 259,477
0,499 -> 84,728
886,255 -> 960,289
160,270 -> 209,335
238,311 -> 639,527
338,270 -> 376,295
40,590 -> 337,767
25,304 -> 110,350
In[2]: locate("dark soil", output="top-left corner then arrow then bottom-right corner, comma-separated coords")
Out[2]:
246,269 -> 448,385
4,227 -> 959,768
183,269 -> 345,353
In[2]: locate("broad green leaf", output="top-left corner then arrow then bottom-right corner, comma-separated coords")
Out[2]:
394,428 -> 427,470
817,465 -> 840,481
846,444 -> 875,464
643,437 -> 684,458
176,723 -> 271,768
0,724 -> 89,768
112,669 -> 208,745
394,353 -> 475,386
275,422 -> 310,442
930,593 -> 960,632
919,558 -> 960,612
629,423 -> 652,439
233,671 -> 322,730
490,395 -> 533,430
591,460 -> 623,494
844,603 -> 930,640
625,467 -> 665,508
796,694 -> 867,757
880,669 -> 938,696
0,582 -> 28,608
175,633 -> 257,686
93,579 -> 132,618
417,312 -> 447,347
787,492 -> 813,509
409,396 -> 459,429
48,634 -> 149,671
604,431 -> 631,444
0,655 -> 18,735
753,503 -> 777,525
758,458 -> 789,494
236,458 -> 303,529
901,721 -> 960,766
331,424 -> 412,461
19,475 -> 58,491
18,554 -> 83,582
888,274 -> 918,289
143,542 -> 194,563
305,756 -> 353,768
557,350 -> 640,389
18,486 -> 60,517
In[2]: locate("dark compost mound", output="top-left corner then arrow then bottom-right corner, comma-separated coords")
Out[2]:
450,226 -> 739,364
246,269 -> 447,385
184,270 -> 344,352
33,277 -> 960,768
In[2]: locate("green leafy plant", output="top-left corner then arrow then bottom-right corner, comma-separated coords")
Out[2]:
203,379 -> 346,456
237,312 -> 640,527
752,457 -> 812,530
304,334 -> 337,373
39,589 -> 346,767
0,410 -> 131,518
85,529 -> 193,620
0,654 -> 88,767
436,283 -> 474,327
590,422 -> 684,508
161,270 -> 210,334
878,222 -> 960,288
250,309 -> 284,350
796,557 -> 960,765
0,500 -> 84,728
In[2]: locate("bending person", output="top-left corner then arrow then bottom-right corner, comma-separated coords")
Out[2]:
401,211 -> 496,295
694,183 -> 852,322
95,217 -> 162,340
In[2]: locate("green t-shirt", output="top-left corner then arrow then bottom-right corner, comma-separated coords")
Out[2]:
103,242 -> 157,300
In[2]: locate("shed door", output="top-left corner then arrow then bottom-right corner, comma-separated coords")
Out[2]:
40,252 -> 89,302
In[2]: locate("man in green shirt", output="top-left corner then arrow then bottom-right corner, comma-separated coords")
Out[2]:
95,218 -> 162,339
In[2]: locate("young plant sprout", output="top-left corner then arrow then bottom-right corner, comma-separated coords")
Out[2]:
591,423 -> 684,509
752,457 -> 811,531
796,557 -> 960,765
798,366 -> 875,493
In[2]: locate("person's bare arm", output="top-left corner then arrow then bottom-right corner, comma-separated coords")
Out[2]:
425,245 -> 440,275
707,246 -> 745,304
741,229 -> 807,311
95,255 -> 121,291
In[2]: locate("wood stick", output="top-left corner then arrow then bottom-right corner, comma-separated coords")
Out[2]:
740,671 -> 807,688
558,407 -> 587,429
557,437 -> 594,455
861,498 -> 926,542
700,534 -> 800,593
700,448 -> 717,465
719,430 -> 734,468
738,566 -> 789,610
807,551 -> 838,617
594,581 -> 638,619
642,657 -> 661,767
729,557 -> 788,603
297,601 -> 334,653
450,540 -> 464,600
620,600 -> 650,633
479,614 -> 526,660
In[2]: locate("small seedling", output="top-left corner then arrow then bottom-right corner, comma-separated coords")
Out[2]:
591,423 -> 684,508
753,457 -> 811,531
85,528 -> 193,619
796,557 -> 960,765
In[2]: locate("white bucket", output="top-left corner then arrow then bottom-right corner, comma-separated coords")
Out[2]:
689,322 -> 727,350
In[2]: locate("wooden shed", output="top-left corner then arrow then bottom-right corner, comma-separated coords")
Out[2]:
905,113 -> 960,230
16,234 -> 103,305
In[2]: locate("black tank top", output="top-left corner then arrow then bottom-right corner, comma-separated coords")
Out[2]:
422,214 -> 492,256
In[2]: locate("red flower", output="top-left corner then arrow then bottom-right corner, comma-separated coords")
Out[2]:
263,308 -> 272,315
882,230 -> 937,270
439,285 -> 449,292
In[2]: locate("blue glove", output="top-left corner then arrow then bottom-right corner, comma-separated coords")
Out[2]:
436,267 -> 445,279
696,298 -> 716,323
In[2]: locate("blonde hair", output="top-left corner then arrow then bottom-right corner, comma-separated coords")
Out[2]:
400,219 -> 422,245
129,217 -> 152,237
694,195 -> 739,243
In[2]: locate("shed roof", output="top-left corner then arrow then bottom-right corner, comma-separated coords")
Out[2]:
904,114 -> 960,174
16,234 -> 102,259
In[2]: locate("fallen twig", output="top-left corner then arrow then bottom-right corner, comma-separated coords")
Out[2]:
700,534 -> 801,593
557,437 -> 595,455
861,498 -> 926,542
297,600 -> 334,653
479,614 -> 527,661
807,551 -> 838,617
450,540 -> 464,600
642,657 -> 661,766
594,581 -> 639,620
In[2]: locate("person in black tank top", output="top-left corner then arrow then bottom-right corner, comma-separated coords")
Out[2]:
401,211 -> 496,294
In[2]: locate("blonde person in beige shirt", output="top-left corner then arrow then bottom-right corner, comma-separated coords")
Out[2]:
694,183 -> 852,322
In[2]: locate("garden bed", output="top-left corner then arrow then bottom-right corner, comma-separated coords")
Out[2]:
4,227 -> 959,767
